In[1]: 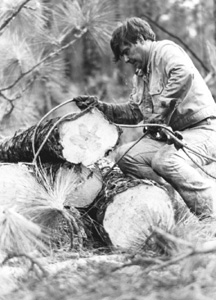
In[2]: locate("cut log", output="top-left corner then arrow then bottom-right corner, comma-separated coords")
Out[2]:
93,166 -> 175,249
51,163 -> 103,208
59,108 -> 121,166
0,107 -> 121,166
102,183 -> 175,249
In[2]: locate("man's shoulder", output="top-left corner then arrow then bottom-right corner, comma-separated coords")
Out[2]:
152,40 -> 188,65
153,40 -> 181,52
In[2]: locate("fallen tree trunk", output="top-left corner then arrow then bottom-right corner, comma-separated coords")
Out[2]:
91,165 -> 175,249
0,107 -> 121,166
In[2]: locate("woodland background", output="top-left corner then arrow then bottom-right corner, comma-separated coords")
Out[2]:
1,0 -> 216,140
2,1 -> 216,300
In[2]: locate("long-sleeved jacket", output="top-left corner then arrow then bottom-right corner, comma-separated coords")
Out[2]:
97,40 -> 216,131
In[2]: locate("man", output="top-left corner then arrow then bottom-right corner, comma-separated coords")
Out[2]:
75,17 -> 216,218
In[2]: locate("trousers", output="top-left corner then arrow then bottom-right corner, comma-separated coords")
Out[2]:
115,118 -> 216,217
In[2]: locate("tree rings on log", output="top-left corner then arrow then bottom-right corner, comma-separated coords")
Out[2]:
59,108 -> 121,166
95,167 -> 175,249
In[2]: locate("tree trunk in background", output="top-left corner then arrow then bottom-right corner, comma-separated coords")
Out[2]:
113,0 -> 120,19
83,34 -> 102,79
214,0 -> 216,44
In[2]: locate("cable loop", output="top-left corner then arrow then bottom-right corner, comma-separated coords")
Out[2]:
117,123 -> 216,179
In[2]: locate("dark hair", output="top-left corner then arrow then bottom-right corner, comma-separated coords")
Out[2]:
110,17 -> 156,62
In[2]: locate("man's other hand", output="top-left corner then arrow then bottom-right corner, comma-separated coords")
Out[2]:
74,95 -> 98,110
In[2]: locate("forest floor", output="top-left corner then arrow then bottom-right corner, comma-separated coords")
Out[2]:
1,213 -> 216,300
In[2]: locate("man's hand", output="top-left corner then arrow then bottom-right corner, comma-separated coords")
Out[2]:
143,114 -> 166,138
143,114 -> 164,134
73,95 -> 98,110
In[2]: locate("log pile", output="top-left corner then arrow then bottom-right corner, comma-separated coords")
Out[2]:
0,106 -> 176,254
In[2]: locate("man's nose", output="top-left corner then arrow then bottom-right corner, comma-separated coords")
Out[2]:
123,55 -> 130,63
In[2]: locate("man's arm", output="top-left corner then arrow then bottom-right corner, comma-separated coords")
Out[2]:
97,101 -> 143,124
151,44 -> 194,122
74,95 -> 143,125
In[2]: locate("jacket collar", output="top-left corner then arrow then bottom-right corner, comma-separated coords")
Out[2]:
136,41 -> 157,77
146,41 -> 157,76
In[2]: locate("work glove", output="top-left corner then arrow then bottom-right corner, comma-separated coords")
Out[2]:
143,114 -> 165,136
73,95 -> 99,110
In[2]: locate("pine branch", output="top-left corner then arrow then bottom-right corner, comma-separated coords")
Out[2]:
0,92 -> 13,102
0,207 -> 48,255
141,243 -> 216,274
0,76 -> 34,103
0,0 -> 31,35
0,27 -> 87,94
113,226 -> 216,274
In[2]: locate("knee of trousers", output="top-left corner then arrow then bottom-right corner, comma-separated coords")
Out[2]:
151,150 -> 177,177
115,145 -> 131,171
115,144 -> 144,177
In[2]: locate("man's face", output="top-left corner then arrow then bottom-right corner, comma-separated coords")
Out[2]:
120,39 -> 150,72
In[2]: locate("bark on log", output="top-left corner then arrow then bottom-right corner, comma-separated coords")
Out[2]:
92,166 -> 175,249
0,107 -> 121,166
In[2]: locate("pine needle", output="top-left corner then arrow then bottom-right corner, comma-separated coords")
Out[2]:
15,165 -> 85,248
51,0 -> 117,51
0,163 -> 84,253
22,166 -> 81,221
0,0 -> 47,38
0,35 -> 35,87
0,207 -> 47,254
52,165 -> 84,206
82,0 -> 118,51
0,1 -> 65,97
51,1 -> 86,38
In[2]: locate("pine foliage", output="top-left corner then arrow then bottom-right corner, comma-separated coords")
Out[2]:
0,163 -> 87,256
0,0 -> 116,136
0,208 -> 47,255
